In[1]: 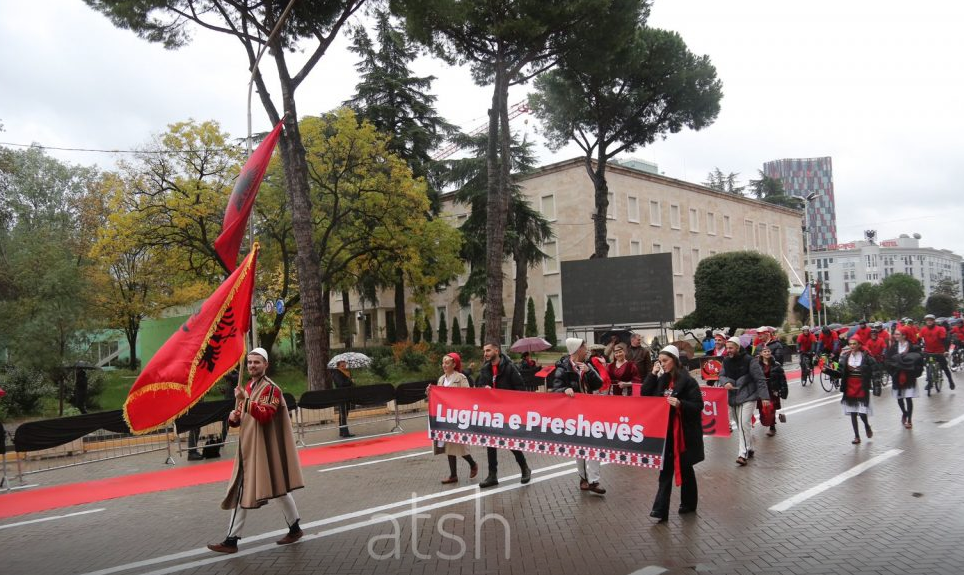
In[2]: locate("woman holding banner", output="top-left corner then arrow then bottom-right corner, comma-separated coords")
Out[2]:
641,345 -> 705,523
428,353 -> 479,484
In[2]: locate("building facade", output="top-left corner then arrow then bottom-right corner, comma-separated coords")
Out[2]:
806,234 -> 963,305
413,158 -> 805,344
763,157 -> 837,250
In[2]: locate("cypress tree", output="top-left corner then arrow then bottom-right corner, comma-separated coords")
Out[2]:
437,310 -> 448,344
544,299 -> 558,347
465,314 -> 476,346
451,316 -> 462,345
525,297 -> 538,337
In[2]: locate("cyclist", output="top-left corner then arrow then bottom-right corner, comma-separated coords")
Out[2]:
817,326 -> 838,358
919,314 -> 955,393
797,327 -> 817,384
864,325 -> 887,363
852,320 -> 872,345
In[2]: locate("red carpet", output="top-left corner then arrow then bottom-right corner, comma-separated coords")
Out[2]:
0,431 -> 430,520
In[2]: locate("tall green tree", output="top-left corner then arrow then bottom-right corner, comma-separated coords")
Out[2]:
879,273 -> 925,319
394,0 -> 624,343
683,251 -> 790,328
345,10 -> 455,340
437,310 -> 448,344
544,298 -> 558,347
703,168 -> 745,194
0,146 -> 100,408
451,316 -> 462,345
530,23 -> 722,258
525,297 -> 538,337
925,294 -> 957,317
748,170 -> 804,209
465,314 -> 476,346
448,132 -> 554,342
932,276 -> 962,304
87,0 -> 368,391
845,282 -> 882,320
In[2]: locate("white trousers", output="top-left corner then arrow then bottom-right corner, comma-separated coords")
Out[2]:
577,457 -> 601,483
729,402 -> 756,459
227,492 -> 299,538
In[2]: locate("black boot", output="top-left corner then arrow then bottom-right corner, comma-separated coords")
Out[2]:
520,464 -> 531,484
479,475 -> 499,488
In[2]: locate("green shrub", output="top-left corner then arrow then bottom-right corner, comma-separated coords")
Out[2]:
400,347 -> 427,371
0,367 -> 56,418
369,355 -> 392,379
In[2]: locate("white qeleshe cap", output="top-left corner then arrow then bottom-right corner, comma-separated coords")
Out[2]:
248,347 -> 269,362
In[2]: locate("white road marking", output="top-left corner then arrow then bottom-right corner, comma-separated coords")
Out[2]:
782,394 -> 845,409
779,396 -> 841,416
135,466 -> 582,575
769,449 -> 903,512
318,450 -> 432,472
0,508 -> 105,531
301,430 -> 401,448
7,483 -> 40,491
78,460 -> 578,575
627,567 -> 668,575
938,413 -> 964,428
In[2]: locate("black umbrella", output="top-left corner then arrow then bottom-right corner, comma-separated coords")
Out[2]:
599,330 -> 633,346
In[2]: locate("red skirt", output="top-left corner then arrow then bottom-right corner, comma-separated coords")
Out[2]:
845,375 -> 866,399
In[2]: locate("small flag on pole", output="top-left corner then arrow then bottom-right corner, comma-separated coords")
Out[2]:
124,244 -> 259,434
213,120 -> 283,272
797,288 -> 811,310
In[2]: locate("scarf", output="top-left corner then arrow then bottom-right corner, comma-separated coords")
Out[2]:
337,367 -> 352,379
665,375 -> 686,487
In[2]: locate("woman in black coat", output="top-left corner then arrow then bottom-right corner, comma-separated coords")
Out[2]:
640,345 -> 706,523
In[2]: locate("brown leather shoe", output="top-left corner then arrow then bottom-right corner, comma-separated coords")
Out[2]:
441,476 -> 458,484
276,530 -> 303,545
469,463 -> 479,479
207,542 -> 238,554
588,482 -> 606,495
579,478 -> 590,491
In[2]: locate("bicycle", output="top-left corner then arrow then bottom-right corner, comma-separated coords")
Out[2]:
799,351 -> 815,386
819,354 -> 841,392
925,353 -> 944,396
950,346 -> 964,373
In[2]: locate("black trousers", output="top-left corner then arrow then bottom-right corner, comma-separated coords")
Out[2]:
926,353 -> 955,385
338,403 -> 350,435
486,446 -> 527,475
652,447 -> 697,516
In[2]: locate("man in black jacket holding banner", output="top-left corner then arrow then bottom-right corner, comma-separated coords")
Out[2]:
476,341 -> 531,488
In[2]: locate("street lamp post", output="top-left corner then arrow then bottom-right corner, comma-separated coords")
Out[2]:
803,192 -> 820,328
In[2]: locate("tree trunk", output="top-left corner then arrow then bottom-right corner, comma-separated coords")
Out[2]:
483,52 -> 509,345
125,319 -> 138,371
274,106 -> 328,391
592,145 -> 610,258
510,252 -> 528,343
394,269 -> 408,341
319,288 -> 332,390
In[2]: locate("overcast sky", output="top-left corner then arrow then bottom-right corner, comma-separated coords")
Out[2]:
2,0 -> 963,257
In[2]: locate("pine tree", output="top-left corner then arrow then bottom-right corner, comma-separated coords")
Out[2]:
423,318 -> 434,343
465,314 -> 476,346
412,311 -> 422,344
451,316 -> 462,345
544,299 -> 558,347
525,297 -> 539,337
437,310 -> 448,344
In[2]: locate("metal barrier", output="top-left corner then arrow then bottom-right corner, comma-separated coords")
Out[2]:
0,381 -> 439,489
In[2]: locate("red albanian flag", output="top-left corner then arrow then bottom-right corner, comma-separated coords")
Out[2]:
213,119 -> 283,272
124,244 -> 259,434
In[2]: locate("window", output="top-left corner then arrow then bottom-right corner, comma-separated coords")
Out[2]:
758,223 -> 768,251
460,305 -> 471,327
771,225 -> 782,254
543,241 -> 559,274
689,208 -> 699,232
672,246 -> 682,275
607,237 -> 617,256
650,200 -> 661,226
607,192 -> 615,220
546,294 -> 562,323
630,240 -> 642,256
540,194 -> 556,221
675,293 -> 685,317
744,219 -> 754,248
707,211 -> 717,235
652,243 -> 662,254
627,196 -> 640,223
723,215 -> 732,237
670,204 -> 681,229
692,248 -> 701,272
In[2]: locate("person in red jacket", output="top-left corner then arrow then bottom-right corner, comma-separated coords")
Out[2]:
864,328 -> 888,362
817,326 -> 838,357
950,323 -> 964,346
853,320 -> 872,344
797,327 -> 817,354
919,314 -> 955,391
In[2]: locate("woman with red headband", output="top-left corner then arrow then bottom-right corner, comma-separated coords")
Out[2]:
427,353 -> 479,484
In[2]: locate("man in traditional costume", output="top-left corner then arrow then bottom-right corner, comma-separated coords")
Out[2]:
208,347 -> 305,553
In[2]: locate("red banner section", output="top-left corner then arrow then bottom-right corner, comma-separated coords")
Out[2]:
699,386 -> 731,437
428,387 -> 669,468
